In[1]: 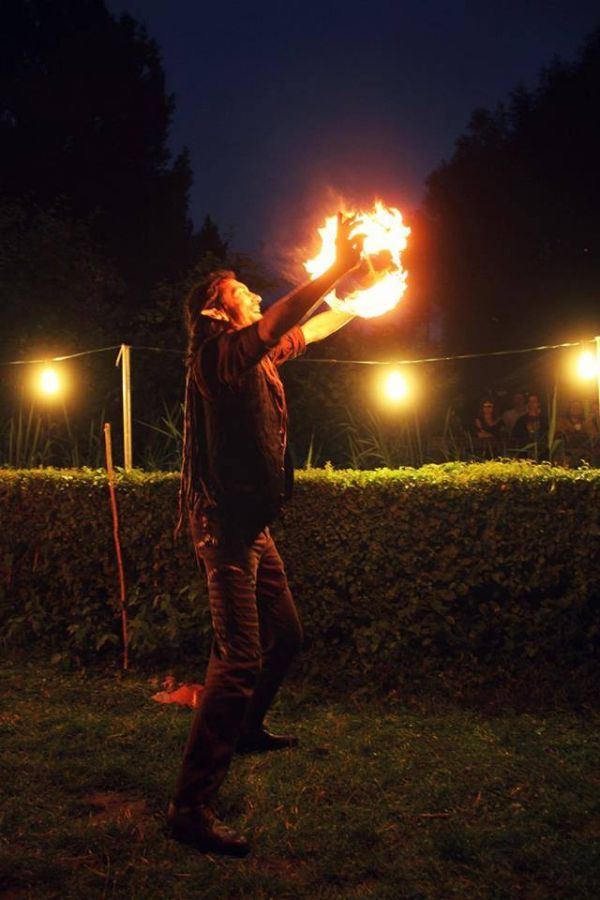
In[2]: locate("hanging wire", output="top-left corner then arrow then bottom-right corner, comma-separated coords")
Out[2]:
131,345 -> 185,355
293,339 -> 586,367
0,337 -> 591,369
0,345 -> 122,366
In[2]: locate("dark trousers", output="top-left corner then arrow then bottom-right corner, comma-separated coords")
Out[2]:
172,528 -> 303,809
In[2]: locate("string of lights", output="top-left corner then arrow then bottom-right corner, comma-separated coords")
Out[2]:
3,336 -> 598,469
0,338 -> 593,369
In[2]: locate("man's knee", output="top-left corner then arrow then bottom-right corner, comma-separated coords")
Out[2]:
206,560 -> 258,632
211,647 -> 263,695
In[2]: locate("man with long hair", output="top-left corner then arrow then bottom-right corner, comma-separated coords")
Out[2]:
168,215 -> 363,856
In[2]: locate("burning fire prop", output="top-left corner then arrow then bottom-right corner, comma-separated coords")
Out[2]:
304,201 -> 410,318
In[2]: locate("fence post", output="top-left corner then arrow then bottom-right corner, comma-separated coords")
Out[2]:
596,336 -> 600,419
116,344 -> 133,470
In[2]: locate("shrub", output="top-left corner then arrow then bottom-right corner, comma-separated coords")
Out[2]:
1,463 -> 599,688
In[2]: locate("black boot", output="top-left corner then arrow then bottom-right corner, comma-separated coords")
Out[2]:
236,726 -> 299,754
167,802 -> 250,857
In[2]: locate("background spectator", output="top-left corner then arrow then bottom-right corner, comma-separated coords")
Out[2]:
556,399 -> 599,466
472,397 -> 506,457
512,394 -> 548,458
501,392 -> 527,437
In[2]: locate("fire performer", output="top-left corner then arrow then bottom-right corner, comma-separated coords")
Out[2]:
168,215 -> 363,856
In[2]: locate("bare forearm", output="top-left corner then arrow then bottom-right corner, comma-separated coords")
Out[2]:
301,309 -> 355,345
257,266 -> 345,345
258,212 -> 363,344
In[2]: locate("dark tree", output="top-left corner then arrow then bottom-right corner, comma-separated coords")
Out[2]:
193,215 -> 229,261
0,0 -> 194,341
0,202 -> 122,358
423,28 -> 600,352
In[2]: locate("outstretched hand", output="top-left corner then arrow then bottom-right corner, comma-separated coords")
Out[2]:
335,212 -> 364,275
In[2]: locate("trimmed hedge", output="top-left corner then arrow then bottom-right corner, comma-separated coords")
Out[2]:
1,463 -> 599,688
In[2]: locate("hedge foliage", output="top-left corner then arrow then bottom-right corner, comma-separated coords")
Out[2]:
1,463 -> 599,688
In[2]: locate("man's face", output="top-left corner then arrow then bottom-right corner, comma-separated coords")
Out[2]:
527,396 -> 541,417
221,279 -> 262,325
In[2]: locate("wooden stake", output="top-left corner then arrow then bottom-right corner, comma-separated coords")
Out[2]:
116,344 -> 133,471
104,422 -> 129,671
595,336 -> 600,420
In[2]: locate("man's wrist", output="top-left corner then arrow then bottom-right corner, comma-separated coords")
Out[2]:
326,260 -> 351,284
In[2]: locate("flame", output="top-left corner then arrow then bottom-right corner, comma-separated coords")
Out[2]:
304,201 -> 410,318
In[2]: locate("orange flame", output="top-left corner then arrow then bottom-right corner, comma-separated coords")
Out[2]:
304,201 -> 410,318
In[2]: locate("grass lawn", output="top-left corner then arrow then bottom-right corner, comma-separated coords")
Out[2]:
0,661 -> 599,899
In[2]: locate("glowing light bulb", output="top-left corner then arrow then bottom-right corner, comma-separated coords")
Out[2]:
383,370 -> 409,402
577,351 -> 597,381
39,367 -> 60,396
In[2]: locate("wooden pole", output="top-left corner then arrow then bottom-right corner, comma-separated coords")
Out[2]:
116,344 -> 133,470
104,422 -> 129,671
595,336 -> 600,419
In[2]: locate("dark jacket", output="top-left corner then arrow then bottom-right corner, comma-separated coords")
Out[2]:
512,413 -> 549,445
188,319 -> 306,545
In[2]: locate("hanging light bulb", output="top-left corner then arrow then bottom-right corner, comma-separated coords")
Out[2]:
576,350 -> 597,381
39,366 -> 61,396
383,370 -> 410,402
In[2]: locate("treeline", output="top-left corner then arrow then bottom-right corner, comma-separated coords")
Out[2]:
0,0 -> 276,458
2,2 -> 600,466
0,1 -> 276,354
421,27 -> 600,353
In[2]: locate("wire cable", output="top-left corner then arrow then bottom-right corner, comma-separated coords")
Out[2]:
0,345 -> 122,366
293,339 -> 587,367
0,338 -> 592,368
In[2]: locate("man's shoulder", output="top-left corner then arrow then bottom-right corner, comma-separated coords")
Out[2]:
192,320 -> 268,389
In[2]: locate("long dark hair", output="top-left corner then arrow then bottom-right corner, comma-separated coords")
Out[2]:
176,270 -> 236,536
184,269 -> 236,362
476,397 -> 497,423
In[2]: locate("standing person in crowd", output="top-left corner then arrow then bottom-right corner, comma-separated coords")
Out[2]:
512,393 -> 549,457
168,215 -> 364,857
501,391 -> 527,437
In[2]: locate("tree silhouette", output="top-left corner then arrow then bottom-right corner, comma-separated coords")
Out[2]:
423,28 -> 600,352
0,202 -> 122,358
193,215 -> 229,261
0,0 -> 194,341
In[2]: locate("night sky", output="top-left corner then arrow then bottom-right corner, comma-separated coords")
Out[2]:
107,0 -> 598,266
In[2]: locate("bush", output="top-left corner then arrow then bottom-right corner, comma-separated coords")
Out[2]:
1,463 -> 599,688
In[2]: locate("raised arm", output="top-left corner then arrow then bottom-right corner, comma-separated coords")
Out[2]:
301,309 -> 355,345
257,214 -> 362,346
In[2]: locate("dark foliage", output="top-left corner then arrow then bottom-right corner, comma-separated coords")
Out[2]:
423,28 -> 600,352
0,0 -> 194,346
0,202 -> 123,358
2,464 -> 599,691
